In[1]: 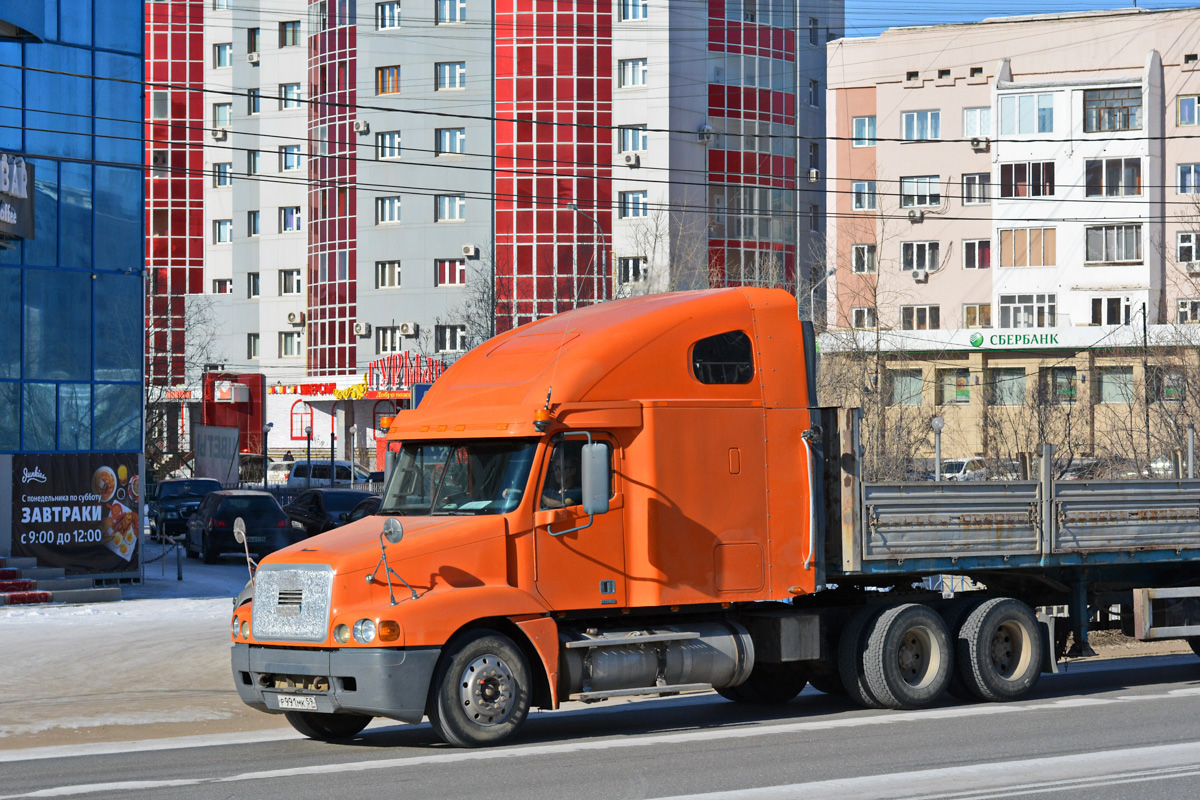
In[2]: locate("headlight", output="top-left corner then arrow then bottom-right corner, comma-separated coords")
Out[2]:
165,510 -> 179,519
291,520 -> 305,529
241,620 -> 250,639
352,619 -> 376,644
333,624 -> 351,644
231,617 -> 239,638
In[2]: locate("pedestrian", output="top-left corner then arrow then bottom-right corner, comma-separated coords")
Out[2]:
283,450 -> 294,461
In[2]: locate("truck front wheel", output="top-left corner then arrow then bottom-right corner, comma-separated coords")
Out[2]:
429,630 -> 531,747
716,662 -> 807,704
284,711 -> 372,740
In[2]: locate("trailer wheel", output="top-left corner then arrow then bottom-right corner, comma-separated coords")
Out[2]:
939,599 -> 984,701
956,598 -> 1042,702
428,630 -> 531,747
862,603 -> 952,709
716,662 -> 807,704
284,711 -> 372,740
837,606 -> 886,709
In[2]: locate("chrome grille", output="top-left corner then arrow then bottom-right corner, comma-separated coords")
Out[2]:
252,566 -> 334,643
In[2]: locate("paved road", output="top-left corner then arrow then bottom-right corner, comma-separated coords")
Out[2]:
3,654 -> 1199,800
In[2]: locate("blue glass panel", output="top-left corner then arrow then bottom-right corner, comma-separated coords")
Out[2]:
93,1 -> 140,54
58,383 -> 91,450
43,0 -> 57,41
24,268 -> 90,381
57,0 -> 92,47
59,161 -> 92,269
0,43 -> 22,152
0,382 -> 17,450
93,272 -> 141,382
93,383 -> 140,451
94,53 -> 141,165
22,382 -> 55,451
0,266 -> 19,379
25,45 -> 91,160
23,158 -> 57,267
93,166 -> 140,272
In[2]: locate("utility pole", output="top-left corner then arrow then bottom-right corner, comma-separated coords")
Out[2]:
1143,302 -> 1151,468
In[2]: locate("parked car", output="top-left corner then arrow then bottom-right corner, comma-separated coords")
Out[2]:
346,494 -> 381,524
266,461 -> 294,485
283,489 -> 376,537
939,458 -> 986,481
285,459 -> 373,488
185,490 -> 292,564
148,478 -> 223,541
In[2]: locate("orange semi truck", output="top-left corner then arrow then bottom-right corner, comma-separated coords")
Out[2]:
231,287 -> 1200,746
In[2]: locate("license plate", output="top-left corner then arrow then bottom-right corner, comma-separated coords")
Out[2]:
276,694 -> 317,710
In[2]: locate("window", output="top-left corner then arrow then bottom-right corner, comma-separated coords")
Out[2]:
900,176 -> 940,207
214,43 -> 232,67
280,331 -> 303,358
1179,164 -> 1200,193
962,106 -> 991,137
852,181 -> 876,210
280,145 -> 301,171
1148,367 -> 1185,403
1179,299 -> 1200,323
852,116 -> 876,147
999,162 -> 1054,197
1084,87 -> 1141,132
213,219 -> 232,243
1090,296 -> 1131,326
809,204 -> 819,232
1180,95 -> 1198,126
999,92 -> 1054,134
851,307 -> 877,329
619,58 -> 648,87
377,196 -> 402,223
376,260 -> 401,288
963,173 -> 990,204
247,210 -> 259,236
901,305 -> 940,330
436,194 -> 466,222
247,150 -> 260,174
691,331 -> 753,385
151,91 -> 170,119
1085,224 -> 1141,264
970,66 -> 983,77
901,241 -> 940,272
937,69 -> 951,80
906,71 -> 919,82
1085,158 -> 1141,197
963,239 -> 991,269
376,66 -> 401,94
212,279 -> 232,293
436,324 -> 468,352
619,190 -> 649,218
436,258 -> 466,286
213,103 -> 231,128
247,27 -> 260,53
280,83 -> 302,109
279,20 -> 301,46
247,333 -> 259,360
377,131 -> 402,159
1179,232 -> 1200,266
620,124 -> 648,152
852,244 -> 876,273
622,0 -> 647,20
901,110 -> 940,141
989,368 -> 1026,406
887,370 -> 922,406
618,256 -> 647,283
964,304 -> 991,328
1043,367 -> 1077,403
436,61 -> 466,90
808,79 -> 819,107
247,272 -> 260,297
937,369 -> 970,405
247,88 -> 261,115
437,127 -> 466,155
998,293 -> 1055,327
213,162 -> 232,187
377,326 -> 403,354
377,1 -> 401,28
437,0 -> 465,23
214,0 -> 230,8
999,228 -> 1056,267
1096,366 -> 1134,404
151,149 -> 169,178
280,269 -> 302,295
280,206 -> 303,232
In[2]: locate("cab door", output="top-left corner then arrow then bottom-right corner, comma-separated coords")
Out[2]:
532,437 -> 626,610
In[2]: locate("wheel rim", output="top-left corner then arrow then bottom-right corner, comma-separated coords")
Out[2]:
990,620 -> 1031,679
896,625 -> 941,689
458,654 -> 516,726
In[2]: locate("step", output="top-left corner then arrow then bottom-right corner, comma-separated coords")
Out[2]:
0,578 -> 96,593
0,587 -> 122,606
0,557 -> 38,570
12,567 -> 67,580
571,683 -> 713,703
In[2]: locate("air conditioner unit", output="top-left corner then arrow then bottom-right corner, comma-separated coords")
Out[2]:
353,321 -> 371,337
247,51 -> 260,64
398,321 -> 417,336
352,119 -> 369,134
907,208 -> 925,223
808,168 -> 820,183
461,244 -> 479,258
911,268 -> 928,282
211,128 -> 228,141
1188,262 -> 1200,273
623,152 -> 640,168
698,124 -> 715,144
970,136 -> 990,151
287,311 -> 306,325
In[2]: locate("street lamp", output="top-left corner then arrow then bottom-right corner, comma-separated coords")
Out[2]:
568,202 -> 607,301
304,424 -> 313,488
931,416 -> 945,482
349,424 -> 358,471
808,268 -> 836,323
262,422 -> 274,491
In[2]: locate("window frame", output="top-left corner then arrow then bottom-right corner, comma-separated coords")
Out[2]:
851,116 -> 876,147
901,240 -> 940,272
964,303 -> 991,328
435,194 -> 466,222
901,109 -> 940,141
962,173 -> 991,204
1083,87 -> 1142,133
998,293 -> 1056,328
998,227 -> 1056,268
1180,95 -> 1199,127
1085,157 -> 1142,197
376,260 -> 402,289
376,196 -> 402,224
998,92 -> 1055,135
279,20 -> 301,46
851,180 -> 876,211
436,258 -> 467,286
213,162 -> 232,187
377,130 -> 402,159
618,58 -> 648,88
619,124 -> 648,153
436,0 -> 466,23
619,190 -> 649,218
999,161 -> 1055,198
279,145 -> 302,171
962,106 -> 991,138
280,206 -> 303,232
213,42 -> 232,68
852,243 -> 876,274
963,238 -> 991,269
213,219 -> 233,243
621,0 -> 648,21
436,127 -> 466,155
435,324 -> 468,353
376,65 -> 402,94
279,268 -> 302,295
376,1 -> 401,29
851,306 -> 877,329
900,305 -> 941,330
1084,223 -> 1142,265
436,61 -> 467,90
900,175 -> 940,207
279,331 -> 303,359
1179,163 -> 1200,194
618,256 -> 647,284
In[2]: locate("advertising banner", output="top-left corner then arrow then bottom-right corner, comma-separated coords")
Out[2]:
12,453 -> 140,575
194,424 -> 240,483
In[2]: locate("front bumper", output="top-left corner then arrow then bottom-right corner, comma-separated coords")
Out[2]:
231,643 -> 441,724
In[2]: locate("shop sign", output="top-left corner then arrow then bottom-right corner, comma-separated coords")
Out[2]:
0,154 -> 33,240
367,351 -> 447,392
12,453 -> 140,575
970,332 -> 1060,348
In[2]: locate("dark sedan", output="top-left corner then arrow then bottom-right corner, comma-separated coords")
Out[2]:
283,489 -> 376,538
149,478 -> 222,541
346,494 -> 381,524
186,490 -> 292,564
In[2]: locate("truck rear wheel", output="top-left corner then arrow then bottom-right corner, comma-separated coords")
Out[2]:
956,598 -> 1041,702
862,603 -> 952,709
838,606 -> 886,709
284,711 -> 372,740
716,662 -> 807,704
428,630 -> 531,747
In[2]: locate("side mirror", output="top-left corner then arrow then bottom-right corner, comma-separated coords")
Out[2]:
580,442 -> 611,516
233,517 -> 247,544
383,517 -> 404,544
339,512 -> 349,522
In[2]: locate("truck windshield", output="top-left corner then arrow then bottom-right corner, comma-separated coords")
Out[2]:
379,440 -> 538,516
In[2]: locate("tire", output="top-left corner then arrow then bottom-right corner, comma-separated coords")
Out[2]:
284,711 -> 372,740
862,603 -> 952,710
1187,638 -> 1200,659
801,664 -> 847,696
428,630 -> 531,747
838,605 -> 887,709
201,531 -> 218,564
956,597 -> 1042,702
716,662 -> 807,704
185,532 -> 199,559
940,599 -> 985,701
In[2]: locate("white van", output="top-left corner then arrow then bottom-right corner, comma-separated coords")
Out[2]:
286,460 -> 373,488
939,458 -> 986,481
